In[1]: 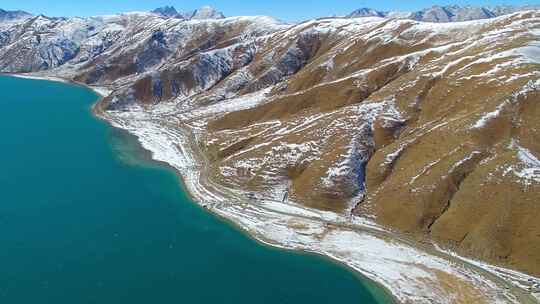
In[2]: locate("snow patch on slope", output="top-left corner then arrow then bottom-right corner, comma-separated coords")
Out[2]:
514,142 -> 540,185
471,102 -> 507,129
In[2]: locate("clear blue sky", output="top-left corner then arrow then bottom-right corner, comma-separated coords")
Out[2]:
1,0 -> 539,21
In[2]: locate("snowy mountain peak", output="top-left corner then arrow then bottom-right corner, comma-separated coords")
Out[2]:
190,5 -> 225,20
151,6 -> 180,18
151,5 -> 225,20
346,8 -> 385,18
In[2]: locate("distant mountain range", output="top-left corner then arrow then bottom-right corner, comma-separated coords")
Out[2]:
347,5 -> 540,22
2,4 -> 538,23
151,5 -> 225,20
0,5 -> 225,22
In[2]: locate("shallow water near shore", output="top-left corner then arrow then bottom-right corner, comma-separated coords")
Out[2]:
0,75 -> 392,303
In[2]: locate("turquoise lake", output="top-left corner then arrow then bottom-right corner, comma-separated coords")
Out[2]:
0,75 -> 391,303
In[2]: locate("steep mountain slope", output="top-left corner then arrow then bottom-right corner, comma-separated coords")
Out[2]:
198,13 -> 540,276
0,7 -> 539,302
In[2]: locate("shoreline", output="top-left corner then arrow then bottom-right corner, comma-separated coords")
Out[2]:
4,73 -> 113,97
7,73 -> 539,304
113,129 -> 397,301
13,72 -> 396,302
98,113 -> 395,301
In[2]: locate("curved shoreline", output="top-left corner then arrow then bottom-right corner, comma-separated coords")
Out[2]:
7,73 -> 394,302
93,106 -> 399,304
9,73 -> 540,304
103,120 -> 396,303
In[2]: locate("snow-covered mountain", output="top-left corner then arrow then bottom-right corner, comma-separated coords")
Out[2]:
346,8 -> 385,18
151,5 -> 225,20
347,4 -> 540,22
0,6 -> 539,301
190,5 -> 225,19
151,6 -> 181,18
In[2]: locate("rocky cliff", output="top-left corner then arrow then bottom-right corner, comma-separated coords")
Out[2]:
1,7 -> 539,280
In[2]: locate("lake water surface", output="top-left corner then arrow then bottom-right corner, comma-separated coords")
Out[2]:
0,75 -> 391,303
